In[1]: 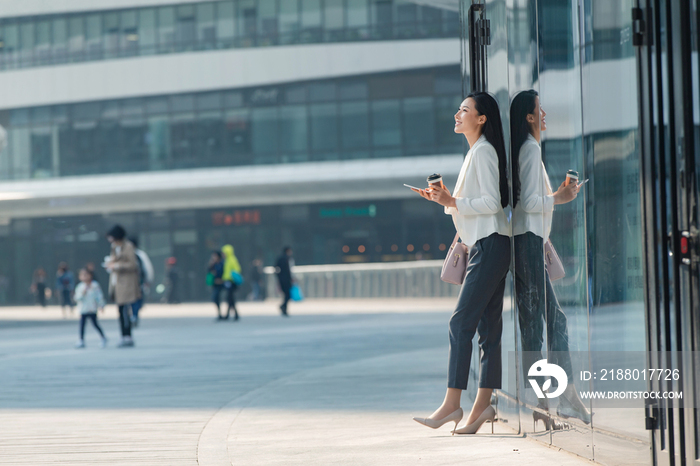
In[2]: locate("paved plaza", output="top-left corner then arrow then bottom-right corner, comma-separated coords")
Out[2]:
0,300 -> 591,465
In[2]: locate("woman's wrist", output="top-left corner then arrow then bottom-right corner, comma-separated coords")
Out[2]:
447,197 -> 458,208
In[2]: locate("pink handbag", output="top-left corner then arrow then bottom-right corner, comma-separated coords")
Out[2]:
544,239 -> 565,281
441,233 -> 469,285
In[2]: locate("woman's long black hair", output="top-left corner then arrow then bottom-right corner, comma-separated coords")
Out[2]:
466,92 -> 509,208
509,90 -> 539,209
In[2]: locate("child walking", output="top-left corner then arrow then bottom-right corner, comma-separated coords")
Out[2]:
74,268 -> 107,349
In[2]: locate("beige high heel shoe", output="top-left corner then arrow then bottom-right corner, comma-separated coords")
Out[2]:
453,405 -> 496,434
413,407 -> 463,435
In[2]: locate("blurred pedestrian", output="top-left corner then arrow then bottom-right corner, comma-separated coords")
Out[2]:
31,267 -> 47,307
73,268 -> 107,349
56,262 -> 75,318
85,262 -> 99,284
105,225 -> 140,348
222,245 -> 241,321
128,236 -> 154,327
249,258 -> 264,301
207,251 -> 225,320
275,247 -> 294,317
164,257 -> 180,304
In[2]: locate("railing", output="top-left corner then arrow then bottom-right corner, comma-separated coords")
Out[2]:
263,260 -> 459,299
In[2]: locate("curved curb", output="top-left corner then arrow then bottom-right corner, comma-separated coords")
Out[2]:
196,347 -> 445,466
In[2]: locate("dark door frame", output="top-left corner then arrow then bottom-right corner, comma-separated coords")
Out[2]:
635,0 -> 700,464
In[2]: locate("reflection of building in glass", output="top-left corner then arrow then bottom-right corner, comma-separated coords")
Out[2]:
0,1 -> 462,305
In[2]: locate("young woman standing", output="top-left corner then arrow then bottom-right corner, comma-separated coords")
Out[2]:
412,92 -> 511,434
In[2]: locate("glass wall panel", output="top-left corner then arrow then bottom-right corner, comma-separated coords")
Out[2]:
196,3 -> 217,49
35,20 -> 52,65
67,16 -> 85,62
258,0 -> 278,45
139,9 -> 157,56
496,0 -> 648,461
85,14 -> 103,60
340,101 -> 370,158
52,18 -> 68,64
301,0 -> 322,43
158,7 -> 176,53
104,12 -> 120,59
170,113 -> 196,168
0,1 -> 459,69
0,67 -> 459,178
371,0 -> 393,39
310,103 -> 339,157
347,0 -> 370,39
1,24 -> 20,69
395,0 -> 417,38
251,107 -> 278,163
19,21 -> 35,67
324,0 -> 344,41
371,99 -> 401,157
279,105 -> 308,162
420,5 -> 442,37
147,116 -> 171,171
175,5 -> 197,51
403,97 -> 434,155
217,1 -> 236,48
223,108 -> 251,165
239,0 -> 258,46
279,0 -> 300,44
196,110 -> 224,167
120,10 -> 138,57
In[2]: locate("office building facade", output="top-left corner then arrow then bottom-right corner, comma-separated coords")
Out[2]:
0,0 -> 463,304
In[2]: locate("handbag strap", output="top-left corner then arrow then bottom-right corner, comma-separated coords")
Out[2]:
451,232 -> 460,247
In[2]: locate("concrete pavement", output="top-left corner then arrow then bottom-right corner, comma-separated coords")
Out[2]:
0,300 -> 592,465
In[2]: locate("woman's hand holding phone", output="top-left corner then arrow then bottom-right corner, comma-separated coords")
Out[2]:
553,180 -> 580,205
411,186 -> 432,200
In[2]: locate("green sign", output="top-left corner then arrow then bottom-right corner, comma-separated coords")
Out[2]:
319,204 -> 377,219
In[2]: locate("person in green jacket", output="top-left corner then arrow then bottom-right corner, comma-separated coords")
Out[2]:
221,245 -> 242,321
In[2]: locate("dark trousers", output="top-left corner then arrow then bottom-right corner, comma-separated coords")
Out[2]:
36,284 -> 46,307
279,282 -> 291,314
448,233 -> 511,390
79,313 -> 105,340
212,284 -> 224,315
514,232 -> 573,382
118,304 -> 132,337
61,289 -> 73,308
225,282 -> 238,318
131,298 -> 143,319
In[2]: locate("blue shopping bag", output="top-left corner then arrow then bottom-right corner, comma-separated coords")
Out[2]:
231,271 -> 244,285
290,284 -> 304,302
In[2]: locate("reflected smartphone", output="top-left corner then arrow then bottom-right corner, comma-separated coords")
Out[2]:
579,179 -> 589,185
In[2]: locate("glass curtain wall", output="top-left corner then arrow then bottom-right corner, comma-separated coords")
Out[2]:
0,66 -> 462,180
0,0 -> 459,70
462,0 -> 648,462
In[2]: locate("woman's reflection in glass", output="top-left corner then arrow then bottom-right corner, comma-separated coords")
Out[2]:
510,90 -> 590,424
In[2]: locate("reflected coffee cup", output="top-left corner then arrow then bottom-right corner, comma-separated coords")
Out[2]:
565,169 -> 579,187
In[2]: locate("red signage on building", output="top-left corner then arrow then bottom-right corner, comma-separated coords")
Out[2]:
212,210 -> 261,226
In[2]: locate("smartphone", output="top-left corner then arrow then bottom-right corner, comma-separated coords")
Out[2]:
404,183 -> 423,190
579,179 -> 589,185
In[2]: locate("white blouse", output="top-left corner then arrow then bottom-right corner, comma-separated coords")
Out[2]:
512,134 -> 555,240
444,135 -> 510,247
